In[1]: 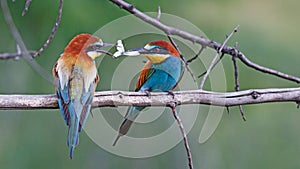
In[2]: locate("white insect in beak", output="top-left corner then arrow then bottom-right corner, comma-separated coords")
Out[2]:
112,40 -> 143,58
113,40 -> 125,58
123,50 -> 140,56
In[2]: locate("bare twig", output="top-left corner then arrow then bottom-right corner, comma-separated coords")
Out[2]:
22,0 -> 32,16
199,25 -> 239,90
234,51 -> 300,82
0,50 -> 36,60
33,0 -> 63,57
187,45 -> 205,63
197,52 -> 225,78
1,88 -> 300,110
1,0 -> 53,83
169,103 -> 193,169
226,106 -> 230,114
232,48 -> 246,121
108,0 -> 300,84
156,6 -> 161,21
238,105 -> 246,120
167,35 -> 197,82
232,57 -> 240,91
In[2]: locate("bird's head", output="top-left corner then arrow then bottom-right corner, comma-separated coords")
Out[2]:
124,40 -> 180,64
64,33 -> 114,59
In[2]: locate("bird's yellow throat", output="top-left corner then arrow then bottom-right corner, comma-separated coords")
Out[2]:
145,54 -> 169,64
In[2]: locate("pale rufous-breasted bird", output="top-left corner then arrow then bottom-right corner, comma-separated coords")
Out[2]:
113,40 -> 184,146
53,33 -> 113,158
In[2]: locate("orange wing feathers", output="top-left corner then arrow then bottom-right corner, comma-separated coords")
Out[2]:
135,60 -> 152,91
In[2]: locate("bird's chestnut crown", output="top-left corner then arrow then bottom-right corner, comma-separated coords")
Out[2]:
146,40 -> 180,57
64,33 -> 113,59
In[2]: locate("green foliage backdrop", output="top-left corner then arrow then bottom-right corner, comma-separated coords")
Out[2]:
0,0 -> 299,169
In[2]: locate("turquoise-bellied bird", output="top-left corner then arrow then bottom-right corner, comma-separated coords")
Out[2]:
113,40 -> 184,146
53,33 -> 113,158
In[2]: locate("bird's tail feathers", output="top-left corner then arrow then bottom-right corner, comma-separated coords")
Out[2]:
113,106 -> 144,146
67,104 -> 80,159
112,119 -> 134,146
69,145 -> 75,159
112,133 -> 122,146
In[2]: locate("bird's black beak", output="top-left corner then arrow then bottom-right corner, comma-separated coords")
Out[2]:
86,42 -> 115,56
123,48 -> 149,56
102,43 -> 116,47
123,47 -> 169,56
98,43 -> 115,56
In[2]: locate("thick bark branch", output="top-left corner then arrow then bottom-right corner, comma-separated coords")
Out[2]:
108,0 -> 300,84
1,88 -> 300,110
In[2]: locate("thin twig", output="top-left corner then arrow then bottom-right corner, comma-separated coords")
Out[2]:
232,45 -> 246,121
1,0 -> 53,83
33,0 -> 63,58
226,106 -> 230,114
22,0 -> 32,16
167,35 -> 197,82
238,105 -> 246,121
109,0 -> 300,84
187,45 -> 205,63
169,103 -> 193,169
156,6 -> 161,21
0,51 -> 36,60
232,55 -> 240,91
199,25 -> 239,90
234,51 -> 300,83
197,52 -> 225,78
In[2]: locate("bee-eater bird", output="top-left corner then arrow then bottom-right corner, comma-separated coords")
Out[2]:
113,40 -> 184,146
53,33 -> 113,158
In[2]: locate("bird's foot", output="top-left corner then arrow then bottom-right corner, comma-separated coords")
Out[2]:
144,90 -> 151,97
167,90 -> 175,99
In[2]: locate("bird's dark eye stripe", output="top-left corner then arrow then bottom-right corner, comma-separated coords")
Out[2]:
154,48 -> 159,52
150,46 -> 170,53
94,44 -> 102,48
89,44 -> 102,50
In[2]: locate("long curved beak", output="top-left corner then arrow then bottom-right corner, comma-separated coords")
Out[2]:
102,43 -> 115,47
87,42 -> 115,56
99,43 -> 115,56
123,48 -> 148,56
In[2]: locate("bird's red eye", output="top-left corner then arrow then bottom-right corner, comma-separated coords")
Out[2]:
154,48 -> 159,52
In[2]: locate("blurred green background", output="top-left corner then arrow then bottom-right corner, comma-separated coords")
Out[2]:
0,0 -> 300,169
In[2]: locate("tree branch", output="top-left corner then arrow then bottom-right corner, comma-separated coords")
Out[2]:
232,42 -> 246,121
1,0 -> 53,82
199,25 -> 239,90
22,0 -> 32,16
1,88 -> 300,110
0,51 -> 35,60
33,0 -> 63,57
169,103 -> 193,169
108,0 -> 300,84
